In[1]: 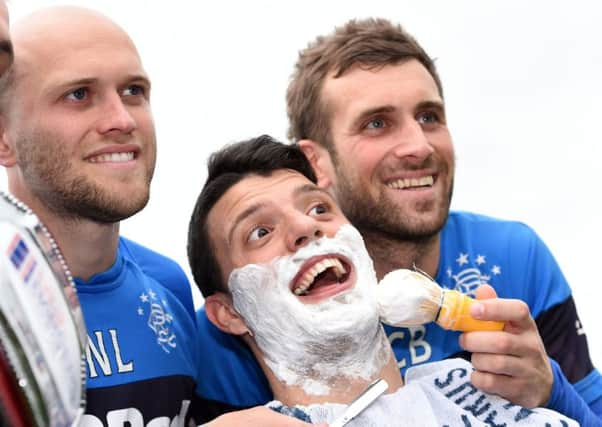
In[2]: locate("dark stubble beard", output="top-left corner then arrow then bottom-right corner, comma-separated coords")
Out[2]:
331,154 -> 453,243
17,132 -> 152,224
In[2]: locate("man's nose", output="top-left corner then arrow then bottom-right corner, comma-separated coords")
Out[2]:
96,94 -> 137,136
287,215 -> 324,251
391,120 -> 434,162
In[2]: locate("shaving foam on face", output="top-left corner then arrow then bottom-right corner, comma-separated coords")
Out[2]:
374,269 -> 439,326
228,224 -> 390,395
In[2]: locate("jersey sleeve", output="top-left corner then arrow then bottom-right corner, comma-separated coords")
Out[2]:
514,226 -> 602,410
547,358 -> 602,426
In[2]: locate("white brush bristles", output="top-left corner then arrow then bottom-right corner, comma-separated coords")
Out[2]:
374,269 -> 443,326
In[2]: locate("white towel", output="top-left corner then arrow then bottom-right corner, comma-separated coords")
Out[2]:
268,359 -> 578,426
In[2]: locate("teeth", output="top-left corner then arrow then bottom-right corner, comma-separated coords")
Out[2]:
388,175 -> 433,189
293,257 -> 347,296
89,152 -> 135,163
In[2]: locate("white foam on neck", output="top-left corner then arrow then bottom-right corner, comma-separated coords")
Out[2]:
228,224 -> 390,395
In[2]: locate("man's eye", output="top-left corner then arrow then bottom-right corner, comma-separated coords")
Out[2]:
65,88 -> 88,101
309,203 -> 328,216
365,118 -> 386,129
417,111 -> 439,124
249,226 -> 270,242
123,84 -> 145,97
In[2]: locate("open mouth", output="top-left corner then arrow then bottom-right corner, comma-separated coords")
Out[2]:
290,255 -> 352,300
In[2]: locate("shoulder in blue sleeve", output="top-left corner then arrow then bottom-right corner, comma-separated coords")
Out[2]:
195,308 -> 272,408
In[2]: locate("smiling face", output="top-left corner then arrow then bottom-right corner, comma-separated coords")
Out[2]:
314,59 -> 454,241
207,169 -> 390,392
3,9 -> 156,222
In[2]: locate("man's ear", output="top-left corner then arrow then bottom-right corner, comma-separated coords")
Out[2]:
0,118 -> 16,167
298,139 -> 335,189
204,293 -> 250,336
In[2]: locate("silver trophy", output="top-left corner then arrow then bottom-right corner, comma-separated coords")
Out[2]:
0,191 -> 86,426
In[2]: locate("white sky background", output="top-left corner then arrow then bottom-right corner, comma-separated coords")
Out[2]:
6,1 -> 602,362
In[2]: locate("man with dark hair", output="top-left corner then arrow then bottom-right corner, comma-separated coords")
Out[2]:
188,135 -> 317,299
189,135 -> 577,426
188,136 -> 322,425
194,18 -> 602,425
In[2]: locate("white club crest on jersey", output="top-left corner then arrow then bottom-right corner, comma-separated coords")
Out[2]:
137,289 -> 177,353
444,252 -> 502,297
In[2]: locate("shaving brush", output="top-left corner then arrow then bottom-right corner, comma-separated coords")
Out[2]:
375,269 -> 505,332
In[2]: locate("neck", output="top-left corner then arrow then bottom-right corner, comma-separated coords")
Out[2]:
44,215 -> 120,282
248,328 -> 403,407
361,229 -> 441,281
269,346 -> 402,407
9,185 -> 120,281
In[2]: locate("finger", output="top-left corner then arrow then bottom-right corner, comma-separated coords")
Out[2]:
469,297 -> 533,328
470,369 -> 511,395
474,284 -> 497,300
470,370 -> 541,408
459,330 -> 524,356
470,352 -> 525,377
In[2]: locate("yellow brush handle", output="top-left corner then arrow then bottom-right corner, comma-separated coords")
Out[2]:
436,290 -> 505,332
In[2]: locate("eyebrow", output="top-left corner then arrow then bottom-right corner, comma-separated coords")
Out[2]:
43,77 -> 99,98
351,105 -> 395,129
416,99 -> 445,113
228,202 -> 266,245
60,77 -> 98,87
227,182 -> 332,244
350,98 -> 446,128
44,74 -> 151,97
292,183 -> 332,199
123,73 -> 152,88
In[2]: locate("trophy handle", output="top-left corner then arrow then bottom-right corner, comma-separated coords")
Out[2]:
0,191 -> 86,427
